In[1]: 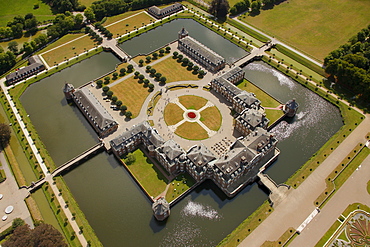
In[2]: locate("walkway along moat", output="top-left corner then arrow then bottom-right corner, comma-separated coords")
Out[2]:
18,19 -> 342,247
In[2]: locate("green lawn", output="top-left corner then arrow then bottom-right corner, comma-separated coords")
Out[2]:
178,95 -> 207,110
111,76 -> 151,118
39,34 -> 97,66
164,103 -> 184,125
152,57 -> 200,83
200,106 -> 222,131
165,173 -> 196,202
123,148 -> 168,198
239,0 -> 370,60
175,122 -> 209,140
237,79 -> 281,107
0,0 -> 54,26
106,12 -> 154,38
237,79 -> 284,124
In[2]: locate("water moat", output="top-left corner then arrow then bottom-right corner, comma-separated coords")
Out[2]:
18,18 -> 342,246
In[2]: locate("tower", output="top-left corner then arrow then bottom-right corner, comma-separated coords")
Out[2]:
63,83 -> 75,101
152,197 -> 170,221
178,27 -> 188,40
283,98 -> 299,117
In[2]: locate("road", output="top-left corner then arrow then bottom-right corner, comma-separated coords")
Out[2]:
290,154 -> 370,246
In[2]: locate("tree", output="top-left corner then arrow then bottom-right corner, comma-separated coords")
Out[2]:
3,223 -> 67,247
145,56 -> 151,63
173,51 -> 178,58
146,65 -> 151,72
138,74 -> 145,80
138,59 -> 144,66
148,83 -> 154,89
125,111 -> 132,118
11,23 -> 23,38
165,46 -> 171,53
251,0 -> 261,14
150,68 -> 156,75
116,100 -> 122,106
159,49 -> 165,56
106,90 -> 114,98
143,79 -> 149,85
125,153 -> 135,164
209,0 -> 230,19
154,72 -> 162,79
159,76 -> 167,84
112,72 -> 118,80
104,76 -> 110,84
127,64 -> 133,72
111,96 -> 118,102
152,52 -> 158,59
120,68 -> 126,75
0,123 -> 11,148
102,86 -> 110,92
134,71 -> 140,77
96,80 -> 103,87
23,42 -> 34,56
120,105 -> 127,112
8,41 -> 18,53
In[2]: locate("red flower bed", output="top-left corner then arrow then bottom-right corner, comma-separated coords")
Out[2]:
187,112 -> 196,119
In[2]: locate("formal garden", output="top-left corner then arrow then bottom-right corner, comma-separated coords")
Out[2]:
164,95 -> 222,140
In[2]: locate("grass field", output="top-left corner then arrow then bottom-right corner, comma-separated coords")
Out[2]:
237,79 -> 284,124
178,95 -> 207,110
0,0 -> 54,26
152,57 -> 200,83
106,12 -> 154,38
175,122 -> 209,140
124,148 -> 168,198
111,76 -> 150,118
40,34 -> 97,66
239,0 -> 370,60
165,173 -> 196,202
200,106 -> 222,131
164,103 -> 184,126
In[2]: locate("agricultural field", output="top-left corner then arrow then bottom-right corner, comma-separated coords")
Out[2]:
239,0 -> 370,60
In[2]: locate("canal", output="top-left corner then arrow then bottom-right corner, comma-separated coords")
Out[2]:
119,18 -> 249,63
19,19 -> 342,246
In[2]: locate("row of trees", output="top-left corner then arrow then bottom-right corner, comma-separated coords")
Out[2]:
324,25 -> 370,103
172,52 -> 206,78
94,23 -> 113,39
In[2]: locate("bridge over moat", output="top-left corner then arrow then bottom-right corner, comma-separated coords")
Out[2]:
234,41 -> 275,68
27,142 -> 104,192
257,172 -> 291,207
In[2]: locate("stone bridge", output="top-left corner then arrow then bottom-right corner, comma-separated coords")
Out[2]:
257,172 -> 291,207
27,142 -> 104,192
234,41 -> 275,68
